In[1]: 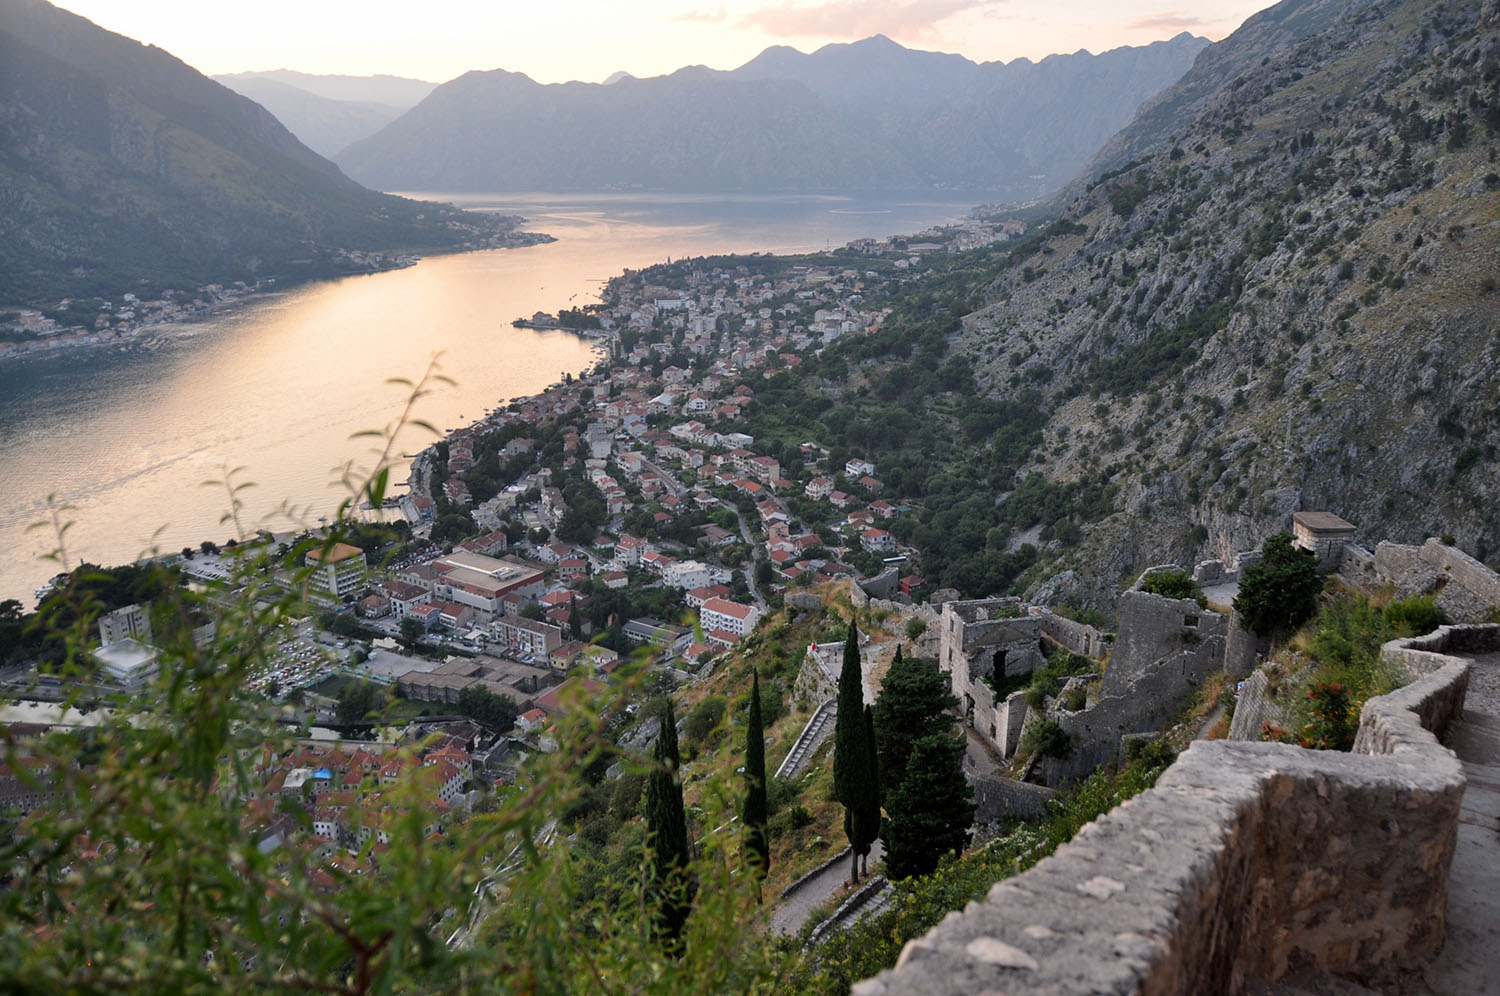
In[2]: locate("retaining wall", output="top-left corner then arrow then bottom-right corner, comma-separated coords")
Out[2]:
970,773 -> 1057,823
853,625 -> 1496,996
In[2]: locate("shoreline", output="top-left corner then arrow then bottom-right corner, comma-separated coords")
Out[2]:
0,226 -> 556,368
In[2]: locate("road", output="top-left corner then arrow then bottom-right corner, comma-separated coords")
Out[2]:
732,508 -> 770,611
645,451 -> 768,612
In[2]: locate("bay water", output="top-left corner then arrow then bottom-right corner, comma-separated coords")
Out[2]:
0,191 -> 988,603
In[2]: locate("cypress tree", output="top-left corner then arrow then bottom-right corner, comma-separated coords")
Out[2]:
872,645 -> 960,800
743,668 -> 769,889
645,700 -> 692,949
568,594 -> 582,638
884,733 -> 975,880
833,622 -> 879,884
859,704 -> 881,878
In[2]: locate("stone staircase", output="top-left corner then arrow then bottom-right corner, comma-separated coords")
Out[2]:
776,697 -> 837,779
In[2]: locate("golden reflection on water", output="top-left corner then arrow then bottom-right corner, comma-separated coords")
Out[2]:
0,193 -> 981,599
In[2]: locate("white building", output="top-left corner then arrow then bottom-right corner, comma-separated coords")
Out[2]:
305,543 -> 367,599
663,560 -> 714,591
699,597 -> 762,638
93,638 -> 159,692
99,603 -> 151,645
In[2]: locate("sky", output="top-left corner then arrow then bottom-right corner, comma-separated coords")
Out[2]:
57,0 -> 1276,85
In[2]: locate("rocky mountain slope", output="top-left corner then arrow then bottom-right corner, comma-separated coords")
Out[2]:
0,0 -> 512,307
336,34 -> 1207,196
952,0 -> 1500,605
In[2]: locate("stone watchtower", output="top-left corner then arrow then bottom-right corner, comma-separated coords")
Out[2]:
1292,511 -> 1356,570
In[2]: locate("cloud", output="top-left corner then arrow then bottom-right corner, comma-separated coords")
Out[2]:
731,0 -> 1003,41
676,5 -> 730,23
1123,10 -> 1211,32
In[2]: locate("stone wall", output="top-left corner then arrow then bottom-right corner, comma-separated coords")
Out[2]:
1106,589 -> 1226,682
853,626 -> 1495,996
940,599 -> 1051,757
1030,606 -> 1110,659
1031,590 -> 1229,782
969,772 -> 1057,823
1370,538 -> 1500,623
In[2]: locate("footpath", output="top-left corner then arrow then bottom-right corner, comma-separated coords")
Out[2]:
771,840 -> 885,937
1418,650 -> 1500,995
1249,650 -> 1499,996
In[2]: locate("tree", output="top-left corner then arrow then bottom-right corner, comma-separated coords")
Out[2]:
335,680 -> 383,724
399,616 -> 425,642
883,734 -> 975,880
568,595 -> 582,638
456,685 -> 518,732
742,669 -> 769,891
871,646 -> 959,799
1234,532 -> 1324,639
833,622 -> 879,884
645,700 -> 692,950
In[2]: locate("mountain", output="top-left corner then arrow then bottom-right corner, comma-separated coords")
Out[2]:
339,67 -> 918,192
0,0 -> 518,308
212,72 -> 435,157
336,34 -> 1209,195
942,0 -> 1500,603
214,70 -> 436,109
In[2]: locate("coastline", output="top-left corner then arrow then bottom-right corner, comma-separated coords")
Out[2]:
0,225 -> 556,368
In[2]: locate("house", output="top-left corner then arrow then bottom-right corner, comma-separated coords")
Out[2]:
663,560 -> 714,591
535,677 -> 605,717
870,500 -> 898,519
699,597 -> 762,638
805,477 -> 834,500
407,604 -> 443,631
845,458 -> 876,478
860,528 -> 897,554
493,615 -> 563,660
358,594 -> 391,619
685,584 -> 731,609
516,708 -> 549,733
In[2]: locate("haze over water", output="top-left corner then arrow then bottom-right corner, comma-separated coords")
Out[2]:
0,191 -> 988,603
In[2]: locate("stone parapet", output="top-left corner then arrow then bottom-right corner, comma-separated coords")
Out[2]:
853,626 -> 1495,996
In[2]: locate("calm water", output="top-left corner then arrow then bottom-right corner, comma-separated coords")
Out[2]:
0,191 -> 986,603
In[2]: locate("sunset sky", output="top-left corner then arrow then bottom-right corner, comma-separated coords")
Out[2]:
55,0 -> 1275,85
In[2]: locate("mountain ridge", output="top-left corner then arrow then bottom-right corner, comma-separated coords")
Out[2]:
0,0 -> 531,309
336,33 -> 1209,196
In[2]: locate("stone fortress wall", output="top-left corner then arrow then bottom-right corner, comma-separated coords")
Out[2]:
854,624 -> 1493,996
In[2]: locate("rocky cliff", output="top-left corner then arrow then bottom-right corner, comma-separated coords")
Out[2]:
952,0 -> 1500,605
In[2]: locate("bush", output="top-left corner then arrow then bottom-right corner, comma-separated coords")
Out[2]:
1139,569 -> 1206,606
1021,719 -> 1072,760
1383,594 -> 1446,636
682,694 -> 726,747
905,617 -> 927,640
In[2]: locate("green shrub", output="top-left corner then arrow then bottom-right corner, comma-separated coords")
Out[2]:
1021,719 -> 1072,759
1139,569 -> 1206,606
1383,594 -> 1446,636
